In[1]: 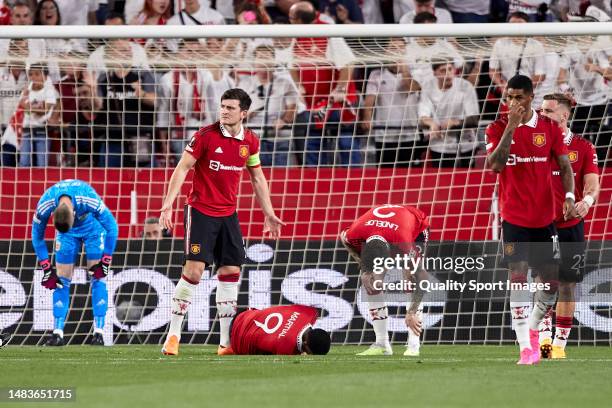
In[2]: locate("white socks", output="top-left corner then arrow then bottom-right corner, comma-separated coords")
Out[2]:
216,273 -> 240,347
529,290 -> 557,331
538,310 -> 553,343
510,301 -> 531,350
367,293 -> 389,345
168,275 -> 197,341
407,302 -> 423,350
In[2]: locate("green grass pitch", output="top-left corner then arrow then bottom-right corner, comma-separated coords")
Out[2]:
1,345 -> 612,408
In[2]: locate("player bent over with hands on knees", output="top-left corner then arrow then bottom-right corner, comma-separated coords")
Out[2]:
537,93 -> 600,360
33,179 -> 118,346
230,305 -> 331,355
159,88 -> 285,356
341,204 -> 430,356
485,75 -> 577,365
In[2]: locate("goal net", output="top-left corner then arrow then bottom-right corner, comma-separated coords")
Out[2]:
0,24 -> 611,346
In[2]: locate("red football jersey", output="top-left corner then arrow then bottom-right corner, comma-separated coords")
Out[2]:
230,305 -> 318,355
342,205 -> 429,254
552,132 -> 599,229
294,17 -> 335,109
185,122 -> 260,217
485,111 -> 568,228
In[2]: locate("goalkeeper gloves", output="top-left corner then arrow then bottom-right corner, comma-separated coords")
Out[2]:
40,260 -> 62,290
89,254 -> 112,279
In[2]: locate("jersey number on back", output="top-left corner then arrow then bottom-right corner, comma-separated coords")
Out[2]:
254,313 -> 283,334
372,205 -> 402,219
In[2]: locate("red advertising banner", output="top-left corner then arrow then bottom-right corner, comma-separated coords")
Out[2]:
2,167 -> 610,241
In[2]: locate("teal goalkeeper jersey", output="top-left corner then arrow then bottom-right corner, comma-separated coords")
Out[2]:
32,179 -> 118,262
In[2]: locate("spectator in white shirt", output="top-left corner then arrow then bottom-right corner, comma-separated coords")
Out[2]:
563,44 -> 610,144
0,57 -> 27,132
34,0 -> 87,82
0,53 -> 27,166
157,39 -> 230,163
87,13 -> 151,82
419,60 -> 480,168
199,37 -> 236,124
19,62 -> 58,167
166,0 -> 225,52
489,12 -> 546,97
405,12 -> 474,86
532,48 -> 568,109
167,0 -> 224,25
362,37 -> 423,167
399,0 -> 453,24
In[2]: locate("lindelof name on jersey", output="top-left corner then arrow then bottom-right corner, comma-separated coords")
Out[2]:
365,219 -> 399,230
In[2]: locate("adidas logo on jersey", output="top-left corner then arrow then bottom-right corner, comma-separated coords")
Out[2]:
215,147 -> 223,154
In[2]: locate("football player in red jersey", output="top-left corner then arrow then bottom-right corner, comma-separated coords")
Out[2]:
159,88 -> 285,356
486,75 -> 577,365
340,204 -> 430,356
230,305 -> 331,355
537,93 -> 600,359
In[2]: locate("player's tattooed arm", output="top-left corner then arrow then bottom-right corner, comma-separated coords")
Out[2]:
486,124 -> 516,173
556,154 -> 578,220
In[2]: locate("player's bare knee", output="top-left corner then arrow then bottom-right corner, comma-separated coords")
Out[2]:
217,265 -> 241,276
183,260 -> 206,282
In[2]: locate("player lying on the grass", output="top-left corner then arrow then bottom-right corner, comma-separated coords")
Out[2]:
341,204 -> 430,356
486,75 -> 577,365
33,179 -> 118,346
537,93 -> 600,360
228,304 -> 331,355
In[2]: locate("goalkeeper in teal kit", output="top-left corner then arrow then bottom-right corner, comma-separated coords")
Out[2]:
32,179 -> 118,346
